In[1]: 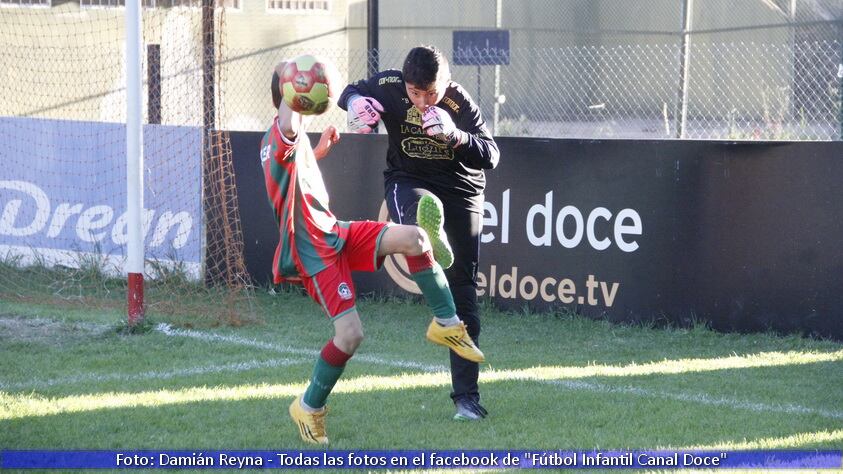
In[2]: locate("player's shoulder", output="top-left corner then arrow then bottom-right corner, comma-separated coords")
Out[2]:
446,81 -> 474,102
260,119 -> 280,148
261,117 -> 298,162
372,69 -> 404,88
443,81 -> 478,113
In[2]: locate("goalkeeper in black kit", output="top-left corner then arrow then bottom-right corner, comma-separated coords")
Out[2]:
339,45 -> 500,421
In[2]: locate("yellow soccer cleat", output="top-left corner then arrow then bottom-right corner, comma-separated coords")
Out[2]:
417,194 -> 454,269
426,319 -> 485,363
288,396 -> 329,445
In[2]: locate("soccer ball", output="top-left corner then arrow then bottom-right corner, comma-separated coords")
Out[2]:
280,55 -> 337,115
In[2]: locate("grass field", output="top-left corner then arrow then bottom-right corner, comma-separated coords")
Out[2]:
1,283 -> 842,470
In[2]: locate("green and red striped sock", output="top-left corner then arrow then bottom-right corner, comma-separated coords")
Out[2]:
406,251 -> 456,319
302,338 -> 352,410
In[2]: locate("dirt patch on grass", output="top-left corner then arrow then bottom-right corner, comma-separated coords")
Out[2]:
0,314 -> 111,345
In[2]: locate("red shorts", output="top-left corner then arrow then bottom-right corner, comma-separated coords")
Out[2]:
301,220 -> 390,319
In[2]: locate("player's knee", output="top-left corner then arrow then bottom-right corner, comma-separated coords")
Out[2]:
410,227 -> 431,255
347,326 -> 364,350
336,325 -> 364,353
393,226 -> 429,256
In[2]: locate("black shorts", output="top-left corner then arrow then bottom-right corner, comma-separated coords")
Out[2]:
384,179 -> 481,289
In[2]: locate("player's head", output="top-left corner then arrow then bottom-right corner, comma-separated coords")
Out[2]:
402,45 -> 450,111
271,61 -> 287,109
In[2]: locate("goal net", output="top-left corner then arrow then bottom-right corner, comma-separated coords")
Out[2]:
0,1 -> 256,326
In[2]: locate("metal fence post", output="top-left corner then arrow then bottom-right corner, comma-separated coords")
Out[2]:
675,0 -> 693,139
367,0 -> 379,79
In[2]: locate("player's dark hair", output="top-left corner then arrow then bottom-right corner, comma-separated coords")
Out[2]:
271,70 -> 282,109
402,45 -> 450,89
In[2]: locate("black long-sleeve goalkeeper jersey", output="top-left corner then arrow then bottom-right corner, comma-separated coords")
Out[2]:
339,70 -> 500,212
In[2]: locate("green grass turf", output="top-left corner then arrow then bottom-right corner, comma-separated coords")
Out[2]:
1,287 -> 841,463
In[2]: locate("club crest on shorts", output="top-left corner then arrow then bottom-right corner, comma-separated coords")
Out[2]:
337,282 -> 352,300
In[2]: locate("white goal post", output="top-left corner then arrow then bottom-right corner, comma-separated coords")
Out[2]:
126,0 -> 145,325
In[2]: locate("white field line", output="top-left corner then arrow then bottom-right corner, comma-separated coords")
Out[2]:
158,324 -> 843,421
6,370 -> 843,422
683,428 -> 843,450
155,323 -> 448,373
0,358 -> 309,392
543,379 -> 843,421
2,319 -> 839,421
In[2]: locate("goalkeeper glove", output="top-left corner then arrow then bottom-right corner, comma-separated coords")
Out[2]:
422,106 -> 467,147
346,94 -> 384,133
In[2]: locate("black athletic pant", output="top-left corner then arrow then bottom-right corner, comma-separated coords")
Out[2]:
385,180 -> 482,403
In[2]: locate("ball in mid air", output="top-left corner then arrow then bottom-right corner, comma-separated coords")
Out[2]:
280,55 -> 337,115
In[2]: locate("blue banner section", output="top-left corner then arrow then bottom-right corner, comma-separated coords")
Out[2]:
0,117 -> 202,264
452,30 -> 510,65
2,450 -> 840,469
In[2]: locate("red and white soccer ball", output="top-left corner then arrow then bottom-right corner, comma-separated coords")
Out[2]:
280,54 -> 338,115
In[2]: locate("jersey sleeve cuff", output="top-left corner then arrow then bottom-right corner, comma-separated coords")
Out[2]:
275,119 -> 299,146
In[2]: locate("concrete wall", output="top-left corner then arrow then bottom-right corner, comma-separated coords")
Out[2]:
219,0 -> 351,130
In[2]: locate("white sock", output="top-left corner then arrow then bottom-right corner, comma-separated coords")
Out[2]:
435,315 -> 460,327
299,398 -> 323,413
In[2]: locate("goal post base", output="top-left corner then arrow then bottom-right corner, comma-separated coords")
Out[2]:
128,272 -> 145,326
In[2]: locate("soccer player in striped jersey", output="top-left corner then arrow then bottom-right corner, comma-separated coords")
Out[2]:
262,59 -> 483,445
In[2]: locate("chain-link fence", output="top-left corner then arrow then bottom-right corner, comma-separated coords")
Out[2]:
214,0 -> 842,140
0,0 -> 841,140
221,40 -> 842,140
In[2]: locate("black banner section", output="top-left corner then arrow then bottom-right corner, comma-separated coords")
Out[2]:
230,132 -> 843,339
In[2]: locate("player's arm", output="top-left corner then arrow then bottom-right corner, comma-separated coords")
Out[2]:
271,60 -> 302,144
338,74 -> 383,111
452,102 -> 500,170
278,102 -> 339,161
277,98 -> 302,142
270,58 -> 339,161
313,125 -> 340,160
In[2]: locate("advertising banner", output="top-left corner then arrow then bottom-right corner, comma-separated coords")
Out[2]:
0,117 -> 202,275
231,132 -> 842,339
